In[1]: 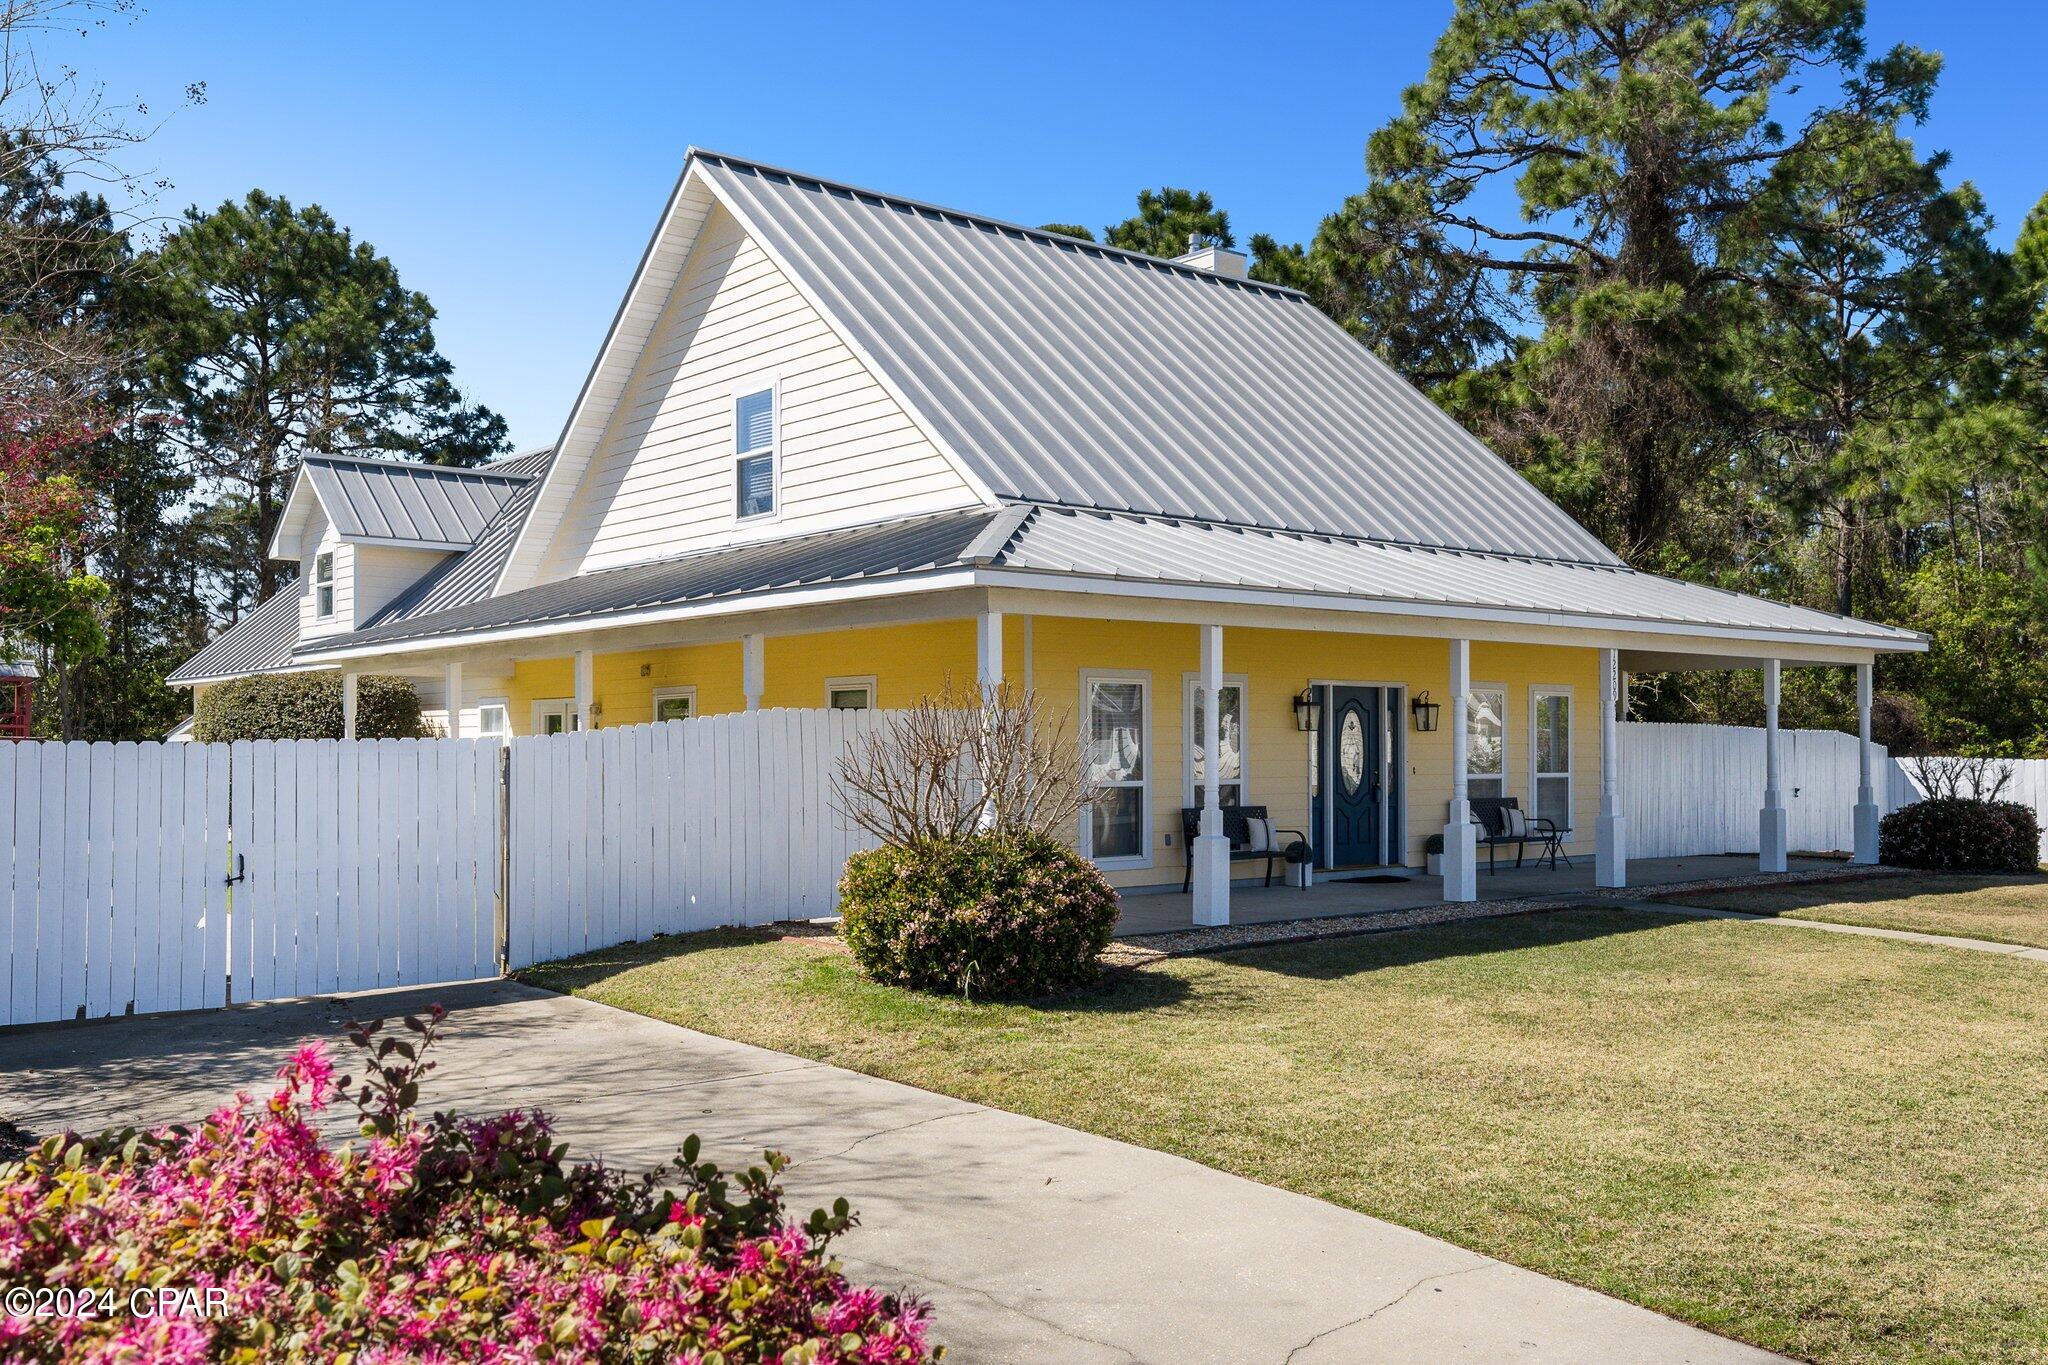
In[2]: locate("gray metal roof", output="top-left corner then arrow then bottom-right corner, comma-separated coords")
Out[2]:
697,152 -> 1618,566
300,507 -> 1003,655
992,507 -> 1923,646
166,588 -> 305,685
303,452 -> 536,548
365,451 -> 556,626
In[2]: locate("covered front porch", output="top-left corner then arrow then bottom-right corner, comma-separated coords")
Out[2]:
1116,853 -> 1848,937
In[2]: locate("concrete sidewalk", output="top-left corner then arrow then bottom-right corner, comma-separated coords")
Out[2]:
0,981 -> 1781,1364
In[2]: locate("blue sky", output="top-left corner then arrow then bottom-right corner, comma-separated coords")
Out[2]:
52,1 -> 2048,451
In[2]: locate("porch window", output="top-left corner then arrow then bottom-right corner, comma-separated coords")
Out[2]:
1083,672 -> 1149,867
734,385 -> 777,519
652,686 -> 696,723
1183,674 -> 1245,807
314,551 -> 335,619
1532,687 -> 1572,832
825,676 -> 874,710
477,699 -> 510,739
1467,686 -> 1506,799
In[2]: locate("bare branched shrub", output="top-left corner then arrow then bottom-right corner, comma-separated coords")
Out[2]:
833,681 -> 1091,846
1907,753 -> 2015,803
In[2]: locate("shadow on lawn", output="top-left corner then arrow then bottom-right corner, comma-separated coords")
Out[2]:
1204,905 -> 1684,983
1659,870 -> 2048,915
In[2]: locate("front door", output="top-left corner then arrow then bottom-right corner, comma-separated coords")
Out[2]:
534,698 -> 581,735
1328,686 -> 1385,866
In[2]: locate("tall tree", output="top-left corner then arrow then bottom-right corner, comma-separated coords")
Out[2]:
1355,0 -> 1940,562
138,190 -> 509,601
1101,188 -> 1232,258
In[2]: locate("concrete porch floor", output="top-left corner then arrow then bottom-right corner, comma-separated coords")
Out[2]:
1114,854 -> 1845,937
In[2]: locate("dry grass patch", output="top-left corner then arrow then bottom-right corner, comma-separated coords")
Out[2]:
1663,872 -> 2048,948
525,910 -> 2048,1364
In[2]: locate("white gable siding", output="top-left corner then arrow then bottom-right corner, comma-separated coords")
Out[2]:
539,204 -> 981,580
298,515 -> 351,643
354,545 -> 450,624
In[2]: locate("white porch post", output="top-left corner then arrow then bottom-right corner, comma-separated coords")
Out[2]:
1852,661 -> 1880,864
443,661 -> 464,739
742,633 -> 765,712
572,649 -> 594,732
341,670 -> 359,740
1595,647 -> 1628,888
1760,658 -> 1789,872
975,609 -> 1003,831
1441,639 -> 1477,902
1192,624 -> 1231,925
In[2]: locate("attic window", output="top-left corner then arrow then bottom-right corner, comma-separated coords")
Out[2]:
734,386 -> 777,519
314,551 -> 335,619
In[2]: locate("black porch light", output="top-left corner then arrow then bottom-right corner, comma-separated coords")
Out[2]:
1410,690 -> 1442,732
1292,685 -> 1323,733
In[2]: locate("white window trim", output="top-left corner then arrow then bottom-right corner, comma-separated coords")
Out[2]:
732,376 -> 782,525
1467,681 -> 1508,800
1179,671 -> 1248,808
824,675 -> 876,710
1530,684 -> 1574,836
1080,668 -> 1152,870
651,685 -> 698,723
476,696 -> 511,740
314,550 -> 335,619
532,697 -> 580,735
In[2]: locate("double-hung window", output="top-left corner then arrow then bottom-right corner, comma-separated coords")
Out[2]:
1083,672 -> 1149,866
477,699 -> 511,740
1467,686 -> 1507,800
1183,674 -> 1246,807
314,551 -> 335,619
734,385 -> 777,519
825,677 -> 875,710
1532,687 -> 1573,833
652,686 -> 697,723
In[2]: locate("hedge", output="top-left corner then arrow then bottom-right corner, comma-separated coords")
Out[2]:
192,672 -> 432,742
1878,797 -> 2042,873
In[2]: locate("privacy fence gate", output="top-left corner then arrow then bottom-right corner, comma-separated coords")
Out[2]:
0,709 -> 886,1028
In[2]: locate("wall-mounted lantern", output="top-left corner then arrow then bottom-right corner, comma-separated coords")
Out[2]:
1410,690 -> 1442,732
1292,685 -> 1323,733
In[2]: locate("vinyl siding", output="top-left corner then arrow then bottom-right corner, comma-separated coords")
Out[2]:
540,204 -> 981,580
494,618 -> 1604,888
297,516 -> 350,644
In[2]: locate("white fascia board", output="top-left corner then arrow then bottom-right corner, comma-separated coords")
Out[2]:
688,160 -> 1002,513
972,568 -> 1929,654
334,534 -> 471,554
170,661 -> 333,690
293,570 -> 983,662
264,470 -> 321,561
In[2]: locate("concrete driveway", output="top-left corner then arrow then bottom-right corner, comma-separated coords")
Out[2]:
1,981 -> 1780,1364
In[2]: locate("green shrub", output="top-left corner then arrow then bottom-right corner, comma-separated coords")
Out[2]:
1878,797 -> 2042,873
193,672 -> 433,742
837,832 -> 1119,998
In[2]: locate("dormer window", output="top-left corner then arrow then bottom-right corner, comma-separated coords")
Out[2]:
314,551 -> 335,618
734,386 -> 777,519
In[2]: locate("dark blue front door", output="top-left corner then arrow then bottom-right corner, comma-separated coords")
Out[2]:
1329,686 -> 1384,866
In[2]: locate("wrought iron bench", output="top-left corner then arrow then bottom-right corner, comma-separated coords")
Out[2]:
1179,805 -> 1309,892
1467,795 -> 1568,872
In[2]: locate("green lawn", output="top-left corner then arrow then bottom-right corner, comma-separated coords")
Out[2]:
525,910 -> 2048,1365
1662,872 -> 2048,948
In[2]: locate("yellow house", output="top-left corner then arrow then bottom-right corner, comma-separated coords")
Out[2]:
170,151 -> 1924,923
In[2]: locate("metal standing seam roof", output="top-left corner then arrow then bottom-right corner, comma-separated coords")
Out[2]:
364,451 -> 557,626
302,452 -> 536,547
292,502 -> 1923,659
694,152 -> 1619,567
165,587 -> 305,684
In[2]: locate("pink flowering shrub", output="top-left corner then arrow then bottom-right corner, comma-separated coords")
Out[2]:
0,1007 -> 937,1362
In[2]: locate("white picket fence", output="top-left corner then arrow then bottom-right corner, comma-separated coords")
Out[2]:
503,709 -> 882,970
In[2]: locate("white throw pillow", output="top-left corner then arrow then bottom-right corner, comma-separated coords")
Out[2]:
1242,817 -> 1272,852
1504,807 -> 1528,838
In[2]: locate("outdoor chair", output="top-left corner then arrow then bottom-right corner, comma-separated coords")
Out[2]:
1466,796 -> 1569,873
1179,805 -> 1308,892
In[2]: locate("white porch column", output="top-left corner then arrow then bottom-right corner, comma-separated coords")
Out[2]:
443,661 -> 464,739
1760,658 -> 1789,872
742,633 -> 765,712
572,649 -> 594,732
1192,624 -> 1231,925
975,610 -> 1003,831
1595,647 -> 1628,887
341,670 -> 359,740
1852,661 -> 1880,864
1441,639 -> 1477,902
